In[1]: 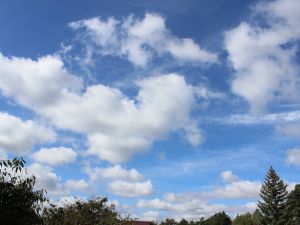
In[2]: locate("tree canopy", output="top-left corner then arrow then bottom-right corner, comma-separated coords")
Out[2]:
0,158 -> 47,225
43,197 -> 130,225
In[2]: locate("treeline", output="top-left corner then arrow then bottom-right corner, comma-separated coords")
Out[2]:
1,158 -> 300,225
155,210 -> 258,225
154,166 -> 300,225
0,158 -> 131,225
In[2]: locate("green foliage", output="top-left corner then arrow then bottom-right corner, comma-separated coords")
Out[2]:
43,197 -> 129,225
178,218 -> 189,225
251,209 -> 261,225
258,166 -> 288,225
203,212 -> 232,225
160,218 -> 177,225
232,213 -> 253,225
0,157 -> 47,225
285,184 -> 300,225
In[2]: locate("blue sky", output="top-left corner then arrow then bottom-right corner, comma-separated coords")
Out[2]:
0,0 -> 300,221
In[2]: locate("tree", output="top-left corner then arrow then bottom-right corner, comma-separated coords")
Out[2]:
258,166 -> 288,225
285,184 -> 300,225
232,213 -> 252,225
204,212 -> 232,225
178,218 -> 189,225
43,197 -> 128,225
160,218 -> 177,225
0,158 -> 47,225
251,209 -> 261,225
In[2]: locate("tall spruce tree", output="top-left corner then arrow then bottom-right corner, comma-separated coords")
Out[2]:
285,184 -> 300,225
258,166 -> 288,225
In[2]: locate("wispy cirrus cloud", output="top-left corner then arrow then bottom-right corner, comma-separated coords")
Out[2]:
208,110 -> 300,125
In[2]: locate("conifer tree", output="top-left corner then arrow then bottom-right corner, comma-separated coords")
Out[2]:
258,166 -> 288,225
232,212 -> 252,225
251,209 -> 261,225
285,184 -> 300,225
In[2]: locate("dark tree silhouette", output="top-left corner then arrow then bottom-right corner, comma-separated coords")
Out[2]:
285,184 -> 300,225
0,158 -> 47,225
258,166 -> 288,225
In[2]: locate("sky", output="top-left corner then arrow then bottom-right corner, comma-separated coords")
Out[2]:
0,0 -> 300,221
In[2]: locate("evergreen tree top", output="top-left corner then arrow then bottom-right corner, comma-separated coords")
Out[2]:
258,166 -> 288,225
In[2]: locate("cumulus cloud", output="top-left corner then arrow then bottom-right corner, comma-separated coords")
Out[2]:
33,147 -> 77,166
138,211 -> 160,221
84,165 -> 143,182
0,54 -> 82,108
0,52 -> 203,163
225,0 -> 300,112
64,179 -> 90,192
137,193 -> 258,220
220,170 -> 240,183
0,112 -> 55,153
286,148 -> 300,167
137,172 -> 261,220
209,180 -> 261,199
108,180 -> 153,197
28,163 -> 65,196
137,197 -> 228,221
70,13 -> 218,67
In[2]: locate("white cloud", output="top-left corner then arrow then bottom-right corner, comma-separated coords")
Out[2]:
0,54 -> 82,108
276,124 -> 300,139
54,196 -> 84,207
70,13 -> 218,67
137,194 -> 258,221
70,17 -> 118,52
286,148 -> 300,167
209,180 -> 261,199
225,0 -> 300,112
220,170 -> 240,183
137,172 -> 261,220
28,163 -> 65,196
33,147 -> 77,166
139,211 -> 160,221
0,53 -> 203,163
108,180 -> 153,197
0,112 -> 55,153
84,165 -> 143,182
212,110 -> 300,125
194,84 -> 226,100
64,179 -> 90,192
137,197 -> 227,220
83,74 -> 202,163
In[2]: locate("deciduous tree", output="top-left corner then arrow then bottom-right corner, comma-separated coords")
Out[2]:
0,158 -> 47,225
